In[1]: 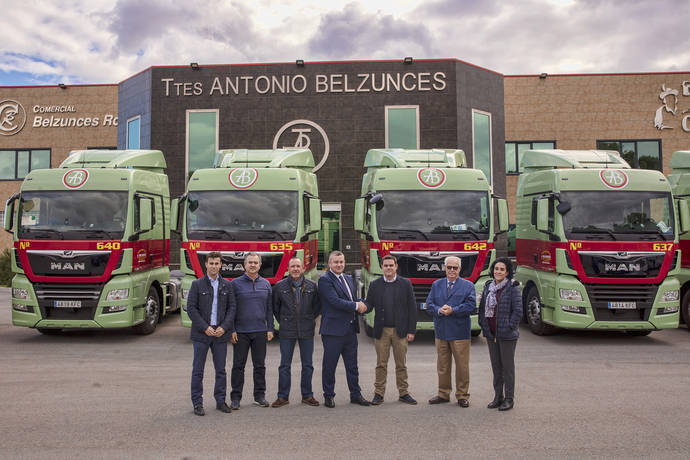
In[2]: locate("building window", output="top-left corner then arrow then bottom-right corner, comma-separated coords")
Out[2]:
596,140 -> 662,171
472,110 -> 492,185
186,110 -> 219,176
385,105 -> 419,149
126,116 -> 141,149
505,141 -> 556,174
0,149 -> 51,180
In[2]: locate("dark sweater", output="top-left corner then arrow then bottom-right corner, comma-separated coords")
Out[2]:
232,273 -> 274,333
364,276 -> 417,339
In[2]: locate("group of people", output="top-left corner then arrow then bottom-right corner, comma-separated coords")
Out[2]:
187,250 -> 522,416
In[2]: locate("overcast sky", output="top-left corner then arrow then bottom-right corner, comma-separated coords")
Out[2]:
1,0 -> 689,86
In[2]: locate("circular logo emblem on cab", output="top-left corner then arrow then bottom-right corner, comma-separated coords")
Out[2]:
62,169 -> 89,189
417,168 -> 446,188
599,169 -> 628,189
229,168 -> 258,189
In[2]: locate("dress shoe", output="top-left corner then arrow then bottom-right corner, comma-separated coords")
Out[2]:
428,396 -> 450,405
230,400 -> 240,410
399,394 -> 418,405
324,397 -> 335,408
271,397 -> 289,408
498,398 -> 514,411
216,402 -> 232,413
371,393 -> 384,405
458,399 -> 470,408
193,404 -> 205,416
350,396 -> 371,406
301,396 -> 320,406
487,396 -> 504,409
254,397 -> 269,408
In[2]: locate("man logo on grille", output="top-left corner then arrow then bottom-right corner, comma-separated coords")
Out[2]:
0,100 -> 26,136
229,168 -> 258,189
417,168 -> 446,188
62,169 -> 89,189
599,169 -> 628,189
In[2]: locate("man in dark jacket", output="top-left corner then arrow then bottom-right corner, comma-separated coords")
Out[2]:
230,252 -> 274,409
364,255 -> 417,405
425,256 -> 476,408
271,257 -> 321,408
187,251 -> 236,416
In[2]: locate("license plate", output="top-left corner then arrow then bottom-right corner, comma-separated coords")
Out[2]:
608,301 -> 636,309
54,300 -> 82,308
419,303 -> 427,311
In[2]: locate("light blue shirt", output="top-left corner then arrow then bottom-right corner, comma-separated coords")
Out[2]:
209,275 -> 219,326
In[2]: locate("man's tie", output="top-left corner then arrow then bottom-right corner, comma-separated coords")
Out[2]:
339,275 -> 353,300
447,281 -> 454,296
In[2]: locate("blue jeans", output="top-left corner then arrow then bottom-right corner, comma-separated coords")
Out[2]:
278,337 -> 314,399
191,339 -> 228,406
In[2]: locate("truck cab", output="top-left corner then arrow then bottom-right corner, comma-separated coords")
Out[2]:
6,150 -> 177,334
515,149 -> 687,335
173,148 -> 321,327
666,150 -> 690,327
354,148 -> 509,336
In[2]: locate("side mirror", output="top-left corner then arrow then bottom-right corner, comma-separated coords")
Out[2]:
4,193 -> 18,233
536,198 -> 549,232
309,197 -> 321,233
354,198 -> 365,233
370,193 -> 384,211
170,198 -> 179,233
679,198 -> 690,234
556,201 -> 571,215
497,198 -> 509,233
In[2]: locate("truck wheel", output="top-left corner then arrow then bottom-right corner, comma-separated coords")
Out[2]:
37,328 -> 62,335
625,330 -> 652,337
133,287 -> 160,335
471,329 -> 481,337
681,290 -> 690,328
525,287 -> 555,336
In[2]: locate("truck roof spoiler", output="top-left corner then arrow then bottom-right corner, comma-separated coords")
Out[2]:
669,150 -> 690,171
521,149 -> 631,171
363,149 -> 466,169
214,148 -> 315,171
59,150 -> 167,173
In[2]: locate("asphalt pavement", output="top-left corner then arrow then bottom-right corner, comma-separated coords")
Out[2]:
0,287 -> 689,459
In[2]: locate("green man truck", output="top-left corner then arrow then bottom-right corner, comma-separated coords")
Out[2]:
515,149 -> 687,335
354,148 -> 509,336
173,149 -> 321,327
667,150 -> 690,327
6,150 -> 178,335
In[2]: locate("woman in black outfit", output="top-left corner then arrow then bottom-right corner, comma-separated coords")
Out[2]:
478,257 -> 522,411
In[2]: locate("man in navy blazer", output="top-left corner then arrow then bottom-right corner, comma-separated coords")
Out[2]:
187,251 -> 236,416
425,256 -> 476,408
318,250 -> 371,408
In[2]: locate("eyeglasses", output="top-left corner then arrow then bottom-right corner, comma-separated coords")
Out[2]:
445,266 -> 459,270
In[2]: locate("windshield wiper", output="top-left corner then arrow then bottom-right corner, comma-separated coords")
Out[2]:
77,229 -> 118,240
570,227 -> 617,241
636,229 -> 669,241
380,228 -> 429,241
249,229 -> 288,240
446,228 -> 482,240
192,229 -> 236,240
19,227 -> 64,240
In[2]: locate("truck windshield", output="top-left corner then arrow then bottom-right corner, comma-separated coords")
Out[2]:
561,191 -> 674,240
186,191 -> 298,241
376,190 -> 490,241
18,191 -> 129,240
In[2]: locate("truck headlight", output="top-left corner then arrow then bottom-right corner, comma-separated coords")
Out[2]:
106,289 -> 129,301
559,289 -> 582,301
103,305 -> 128,313
12,288 -> 29,300
659,306 -> 679,314
561,305 -> 585,314
12,303 -> 33,312
661,290 -> 679,302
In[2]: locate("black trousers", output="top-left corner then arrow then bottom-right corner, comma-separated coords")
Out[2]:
486,339 -> 517,400
231,331 -> 267,401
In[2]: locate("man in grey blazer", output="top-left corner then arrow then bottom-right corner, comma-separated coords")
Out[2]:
187,251 -> 236,416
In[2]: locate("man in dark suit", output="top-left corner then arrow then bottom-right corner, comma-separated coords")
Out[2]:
364,255 -> 418,405
318,250 -> 371,408
187,251 -> 236,416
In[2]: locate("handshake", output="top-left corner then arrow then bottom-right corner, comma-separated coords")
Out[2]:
356,301 -> 368,314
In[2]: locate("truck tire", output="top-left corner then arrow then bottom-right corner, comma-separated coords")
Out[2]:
37,328 -> 62,335
525,286 -> 555,336
133,287 -> 160,335
681,290 -> 690,329
471,329 -> 481,337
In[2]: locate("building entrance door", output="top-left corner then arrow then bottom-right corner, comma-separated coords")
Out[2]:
318,203 -> 341,269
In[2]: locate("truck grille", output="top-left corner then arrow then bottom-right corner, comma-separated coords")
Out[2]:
584,283 -> 657,322
34,283 -> 104,321
578,253 -> 665,278
196,252 -> 284,279
27,251 -> 111,277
